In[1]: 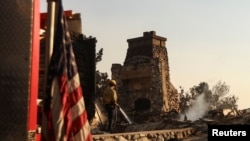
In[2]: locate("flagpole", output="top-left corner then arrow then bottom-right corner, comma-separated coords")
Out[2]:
45,0 -> 57,62
44,0 -> 58,98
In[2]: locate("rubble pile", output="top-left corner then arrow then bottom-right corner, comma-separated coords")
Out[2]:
92,108 -> 250,140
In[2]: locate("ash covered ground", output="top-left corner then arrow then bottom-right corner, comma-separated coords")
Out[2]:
90,106 -> 250,141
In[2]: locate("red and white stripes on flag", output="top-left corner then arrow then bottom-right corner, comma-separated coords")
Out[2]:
41,1 -> 92,141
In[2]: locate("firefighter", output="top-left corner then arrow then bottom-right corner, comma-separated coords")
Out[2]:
102,79 -> 118,132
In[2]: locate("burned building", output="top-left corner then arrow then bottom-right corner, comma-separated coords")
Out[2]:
111,31 -> 179,115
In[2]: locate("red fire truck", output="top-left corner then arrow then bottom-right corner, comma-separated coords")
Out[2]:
0,1 -> 96,140
0,0 -> 40,140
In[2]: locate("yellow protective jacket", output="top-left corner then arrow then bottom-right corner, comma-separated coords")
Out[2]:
103,86 -> 117,105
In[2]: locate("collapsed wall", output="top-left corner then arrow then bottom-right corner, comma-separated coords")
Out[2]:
111,31 -> 179,117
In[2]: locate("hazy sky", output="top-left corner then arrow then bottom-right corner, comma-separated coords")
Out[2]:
41,0 -> 250,109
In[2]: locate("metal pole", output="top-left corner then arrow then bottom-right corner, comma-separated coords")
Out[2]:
43,0 -> 58,98
45,0 -> 57,65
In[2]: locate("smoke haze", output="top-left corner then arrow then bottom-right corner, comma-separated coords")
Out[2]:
180,93 -> 209,121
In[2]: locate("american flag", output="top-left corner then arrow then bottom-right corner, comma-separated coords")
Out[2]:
41,1 -> 92,141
